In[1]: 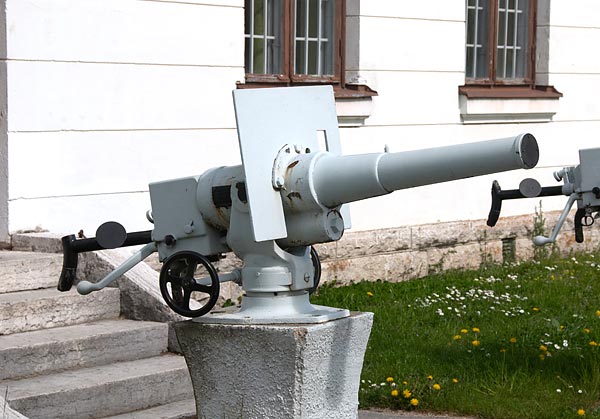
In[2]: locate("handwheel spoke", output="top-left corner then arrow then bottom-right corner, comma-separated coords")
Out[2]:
191,283 -> 213,294
166,270 -> 183,286
170,283 -> 185,304
183,258 -> 197,278
181,288 -> 192,311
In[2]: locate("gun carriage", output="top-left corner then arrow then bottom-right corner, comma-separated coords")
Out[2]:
57,86 -> 540,323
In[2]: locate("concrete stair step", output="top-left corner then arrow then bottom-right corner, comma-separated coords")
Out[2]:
0,287 -> 120,335
0,319 -> 168,380
2,354 -> 193,419
98,398 -> 197,419
0,251 -> 62,293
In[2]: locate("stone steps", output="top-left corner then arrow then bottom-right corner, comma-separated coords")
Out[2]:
0,248 -> 196,418
0,319 -> 168,380
99,398 -> 197,419
2,354 -> 193,419
0,251 -> 62,293
0,287 -> 121,335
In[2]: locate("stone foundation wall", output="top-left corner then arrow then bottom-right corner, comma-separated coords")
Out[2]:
22,211 -> 594,306
315,210 -> 600,286
191,210 -> 600,303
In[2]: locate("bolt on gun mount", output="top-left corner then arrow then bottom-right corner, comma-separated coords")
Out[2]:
487,148 -> 600,246
57,86 -> 539,324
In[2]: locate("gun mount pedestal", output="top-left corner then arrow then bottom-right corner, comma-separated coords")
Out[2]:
174,312 -> 373,419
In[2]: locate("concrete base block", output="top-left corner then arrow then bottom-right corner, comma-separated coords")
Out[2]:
174,312 -> 373,419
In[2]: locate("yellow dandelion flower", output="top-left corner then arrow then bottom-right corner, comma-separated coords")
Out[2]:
539,354 -> 545,361
386,377 -> 394,383
402,381 -> 408,385
452,378 -> 459,383
560,325 -> 565,331
472,340 -> 480,347
539,344 -> 548,352
460,329 -> 468,334
433,383 -> 441,391
584,328 -> 591,334
510,337 -> 517,344
402,389 -> 412,398
367,291 -> 374,297
589,341 -> 597,347
391,389 -> 399,397
410,398 -> 419,407
532,307 -> 540,312
596,310 -> 600,316
500,348 -> 507,353
453,335 -> 461,340
578,408 -> 585,416
472,327 -> 480,333
427,375 -> 433,380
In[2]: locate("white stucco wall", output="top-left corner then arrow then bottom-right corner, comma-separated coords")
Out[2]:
4,0 -> 600,237
7,0 -> 244,235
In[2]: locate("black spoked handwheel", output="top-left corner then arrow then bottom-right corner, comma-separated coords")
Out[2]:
308,246 -> 321,295
159,251 -> 220,318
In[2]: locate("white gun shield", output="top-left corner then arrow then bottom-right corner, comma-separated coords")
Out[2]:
233,85 -> 349,242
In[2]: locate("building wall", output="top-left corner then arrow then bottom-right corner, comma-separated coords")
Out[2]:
4,1 -> 600,250
6,0 -> 244,235
0,0 -> 7,246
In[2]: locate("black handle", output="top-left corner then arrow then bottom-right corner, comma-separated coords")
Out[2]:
57,235 -> 80,291
574,208 -> 586,243
57,223 -> 153,292
487,181 -> 563,227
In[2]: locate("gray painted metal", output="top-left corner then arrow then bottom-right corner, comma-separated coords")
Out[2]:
531,147 -> 600,245
313,133 -> 538,207
68,86 -> 540,324
232,85 -> 347,242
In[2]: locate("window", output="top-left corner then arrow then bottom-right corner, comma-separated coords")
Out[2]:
244,0 -> 344,86
459,0 -> 562,110
466,0 -> 535,85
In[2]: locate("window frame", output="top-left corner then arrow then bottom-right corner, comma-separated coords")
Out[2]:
465,0 -> 537,87
244,0 -> 346,88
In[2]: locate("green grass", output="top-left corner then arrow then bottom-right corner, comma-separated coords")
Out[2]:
310,253 -> 600,419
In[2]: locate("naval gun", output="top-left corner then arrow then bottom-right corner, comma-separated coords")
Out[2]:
57,86 -> 539,323
488,148 -> 600,246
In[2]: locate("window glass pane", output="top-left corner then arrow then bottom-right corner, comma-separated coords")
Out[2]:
245,37 -> 251,72
294,0 -> 335,76
496,0 -> 529,80
245,0 -> 283,74
320,0 -> 335,75
308,0 -> 319,38
465,0 -> 490,79
308,41 -> 318,74
252,38 -> 264,74
296,0 -> 307,37
295,40 -> 306,74
514,0 -> 529,78
254,0 -> 265,35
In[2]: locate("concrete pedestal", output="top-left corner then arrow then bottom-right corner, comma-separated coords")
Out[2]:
174,312 -> 373,419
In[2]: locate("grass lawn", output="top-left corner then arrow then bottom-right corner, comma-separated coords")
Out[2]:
310,252 -> 600,419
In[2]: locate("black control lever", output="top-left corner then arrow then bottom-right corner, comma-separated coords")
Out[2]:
57,221 -> 153,292
573,208 -> 588,243
487,179 -> 563,227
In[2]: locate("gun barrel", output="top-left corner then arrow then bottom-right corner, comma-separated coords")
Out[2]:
313,133 -> 538,208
